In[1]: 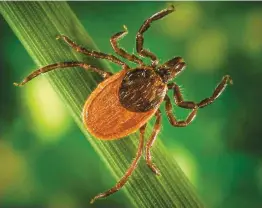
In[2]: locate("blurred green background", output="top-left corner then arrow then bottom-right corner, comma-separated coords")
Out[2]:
1,1 -> 262,208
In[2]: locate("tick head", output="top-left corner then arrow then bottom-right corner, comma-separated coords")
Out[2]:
156,57 -> 186,83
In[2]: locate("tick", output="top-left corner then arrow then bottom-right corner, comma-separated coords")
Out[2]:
14,5 -> 233,204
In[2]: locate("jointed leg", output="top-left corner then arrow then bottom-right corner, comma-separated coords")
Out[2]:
146,109 -> 162,175
167,83 -> 197,109
90,124 -> 146,204
165,95 -> 198,127
167,75 -> 233,109
197,75 -> 233,108
136,5 -> 175,66
110,25 -> 143,65
14,62 -> 112,86
57,35 -> 129,69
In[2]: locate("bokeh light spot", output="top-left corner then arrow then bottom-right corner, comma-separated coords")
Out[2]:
160,2 -> 202,39
23,78 -> 70,142
256,162 -> 262,194
186,29 -> 228,72
0,141 -> 27,196
244,9 -> 262,54
47,192 -> 78,208
172,143 -> 198,186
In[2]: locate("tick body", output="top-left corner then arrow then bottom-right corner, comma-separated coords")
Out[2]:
14,5 -> 233,204
83,68 -> 166,140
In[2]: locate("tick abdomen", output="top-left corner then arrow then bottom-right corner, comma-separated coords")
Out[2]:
119,68 -> 167,112
83,69 -> 162,140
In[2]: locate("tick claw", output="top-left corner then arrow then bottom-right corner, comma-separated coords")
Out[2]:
229,77 -> 233,85
90,198 -> 95,204
148,163 -> 161,175
123,25 -> 128,32
90,194 -> 103,204
56,35 -> 62,40
154,168 -> 161,176
225,75 -> 233,85
155,170 -> 161,176
13,82 -> 20,87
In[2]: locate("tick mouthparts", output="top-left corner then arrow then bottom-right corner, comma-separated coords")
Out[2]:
174,60 -> 186,70
176,57 -> 184,63
171,56 -> 184,63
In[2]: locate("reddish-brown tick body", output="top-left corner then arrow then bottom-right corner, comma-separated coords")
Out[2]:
83,68 -> 167,140
14,5 -> 232,204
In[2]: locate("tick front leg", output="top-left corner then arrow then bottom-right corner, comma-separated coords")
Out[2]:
136,5 -> 175,67
167,83 -> 197,109
146,109 -> 162,175
14,62 -> 112,87
110,25 -> 143,65
197,75 -> 233,108
165,95 -> 198,127
57,35 -> 129,69
168,75 -> 233,109
90,124 -> 146,204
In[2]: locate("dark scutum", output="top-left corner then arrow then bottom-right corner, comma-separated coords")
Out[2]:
119,68 -> 167,112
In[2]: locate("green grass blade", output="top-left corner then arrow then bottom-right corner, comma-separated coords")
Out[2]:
0,2 -> 204,207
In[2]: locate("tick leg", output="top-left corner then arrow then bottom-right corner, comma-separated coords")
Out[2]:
57,35 -> 129,69
167,75 -> 233,109
165,95 -> 198,127
197,75 -> 233,108
90,124 -> 146,204
167,83 -> 197,109
136,5 -> 175,66
146,109 -> 162,175
110,25 -> 143,65
13,62 -> 112,87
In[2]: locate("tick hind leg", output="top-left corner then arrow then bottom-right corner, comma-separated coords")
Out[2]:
110,26 -> 143,65
14,62 -> 112,87
136,5 -> 175,67
146,109 -> 162,175
167,75 -> 233,109
90,124 -> 146,204
57,35 -> 129,69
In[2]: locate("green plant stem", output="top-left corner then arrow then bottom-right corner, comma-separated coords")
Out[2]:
0,2 -> 204,207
